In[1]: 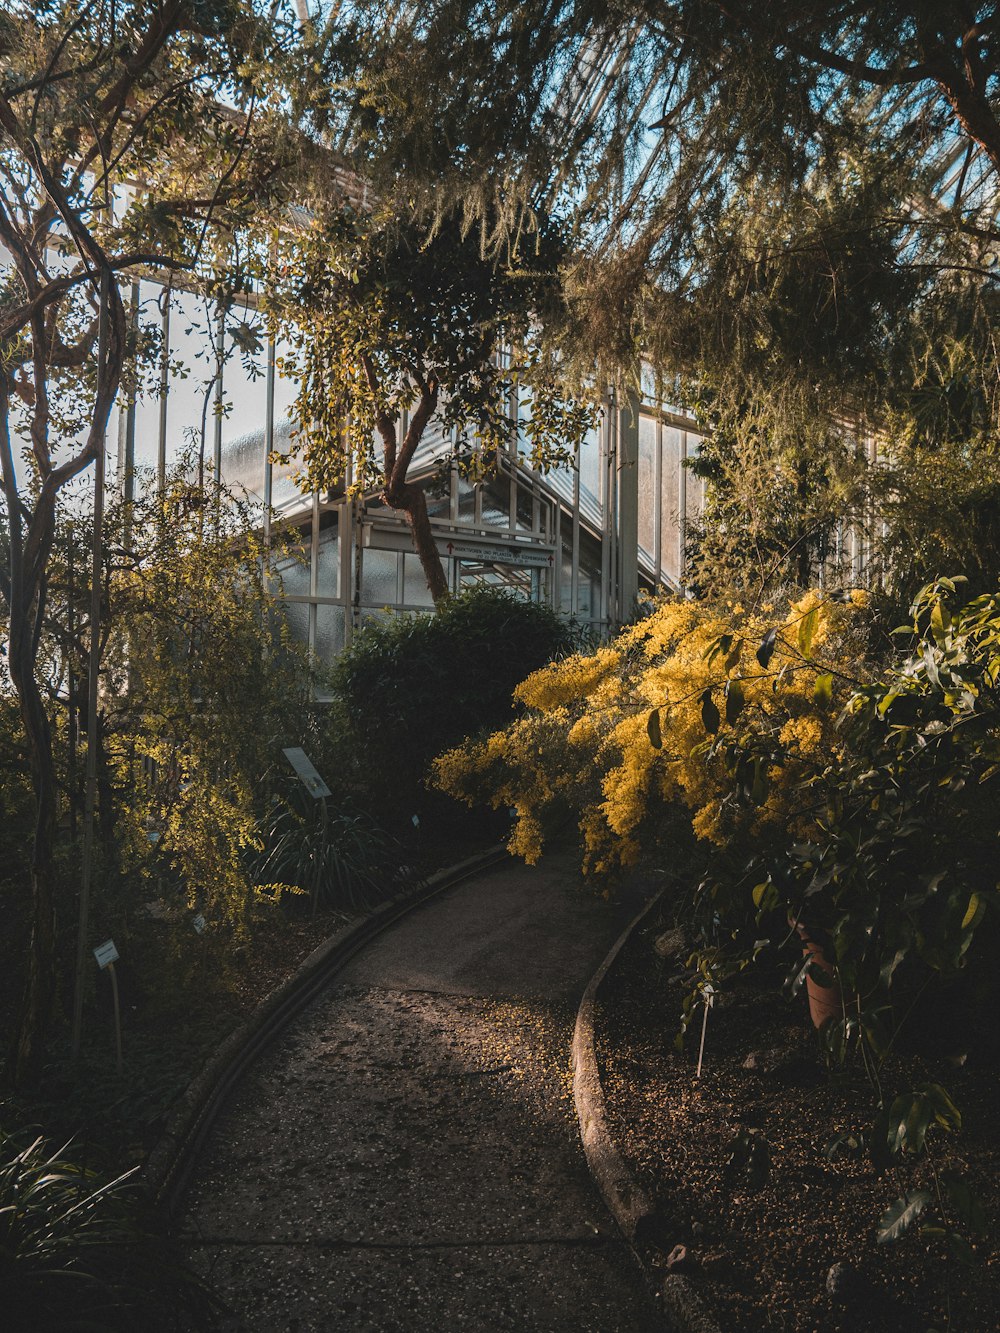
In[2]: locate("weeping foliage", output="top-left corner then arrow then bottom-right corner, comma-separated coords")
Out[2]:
308,2 -> 1000,597
267,204 -> 591,495
82,473 -> 311,929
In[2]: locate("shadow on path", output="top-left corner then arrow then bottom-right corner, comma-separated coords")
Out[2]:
181,849 -> 663,1332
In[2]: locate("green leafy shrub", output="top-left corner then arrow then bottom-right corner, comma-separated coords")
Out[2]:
255,779 -> 408,912
0,1128 -> 218,1330
744,577 -> 1000,1049
322,586 -> 578,837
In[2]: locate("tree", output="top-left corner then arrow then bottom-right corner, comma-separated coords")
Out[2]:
0,0 -> 296,1079
268,205 -> 593,602
317,3 -> 1000,594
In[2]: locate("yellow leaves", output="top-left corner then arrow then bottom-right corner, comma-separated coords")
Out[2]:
691,801 -> 725,844
779,715 -> 824,751
515,645 -> 621,711
508,811 -> 545,864
433,590 -> 867,879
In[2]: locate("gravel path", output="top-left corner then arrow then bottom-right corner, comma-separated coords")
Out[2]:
180,850 -> 662,1331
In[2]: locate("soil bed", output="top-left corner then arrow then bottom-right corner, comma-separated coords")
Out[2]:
596,911 -> 999,1332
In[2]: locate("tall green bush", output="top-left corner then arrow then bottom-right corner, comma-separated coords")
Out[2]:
323,586 -> 577,836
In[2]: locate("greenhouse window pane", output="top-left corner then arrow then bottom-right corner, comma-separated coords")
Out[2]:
660,426 -> 683,584
403,553 -> 435,607
315,604 -> 346,664
316,529 -> 339,598
270,336 -> 303,509
219,304 -> 268,501
360,548 -> 398,605
579,424 -> 601,510
165,287 -> 220,470
638,414 -> 656,560
685,433 -> 705,528
276,552 -> 310,598
282,599 -> 310,650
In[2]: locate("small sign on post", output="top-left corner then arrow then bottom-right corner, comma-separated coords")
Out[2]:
93,939 -> 123,1075
281,747 -> 331,799
93,938 -> 119,969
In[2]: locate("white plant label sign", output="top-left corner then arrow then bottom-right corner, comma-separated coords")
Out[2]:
281,747 -> 332,799
93,939 -> 119,969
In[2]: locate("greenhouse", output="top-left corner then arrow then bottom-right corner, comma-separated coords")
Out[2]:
111,282 -> 708,643
3,6 -> 1000,1332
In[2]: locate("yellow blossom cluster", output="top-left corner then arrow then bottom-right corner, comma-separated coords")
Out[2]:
433,591 -> 872,874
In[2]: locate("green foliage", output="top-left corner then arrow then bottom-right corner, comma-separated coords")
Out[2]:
256,780 -> 406,913
684,399 -> 869,595
743,579 -> 1000,1018
265,206 -> 594,601
872,432 -> 1000,602
0,1127 -> 218,1330
98,476 -> 310,928
871,1086 -> 985,1265
324,586 -> 577,832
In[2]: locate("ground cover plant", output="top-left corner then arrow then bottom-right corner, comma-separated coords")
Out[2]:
0,1126 -> 219,1330
596,916 -> 999,1332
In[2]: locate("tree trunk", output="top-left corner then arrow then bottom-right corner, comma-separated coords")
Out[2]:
9,636 -> 58,1084
386,478 -> 450,604
370,375 -> 449,605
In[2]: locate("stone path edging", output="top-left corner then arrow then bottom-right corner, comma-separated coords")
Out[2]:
144,846 -> 507,1217
571,890 -> 725,1333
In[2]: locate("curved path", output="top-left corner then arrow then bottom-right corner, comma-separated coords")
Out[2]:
181,850 -> 662,1331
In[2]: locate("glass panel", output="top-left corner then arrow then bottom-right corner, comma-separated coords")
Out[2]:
219,304 -> 267,501
515,486 -> 533,532
276,551 -> 310,599
413,416 -> 452,469
165,287 -> 220,470
315,603 -> 346,663
685,433 -> 705,530
403,553 -> 435,607
561,548 -> 574,613
315,529 -> 339,598
638,414 -> 656,560
457,477 -> 476,523
270,336 -> 302,509
360,548 -> 398,605
480,483 -> 508,528
282,598 -> 310,649
517,384 -> 532,462
131,280 -> 166,475
425,491 -> 450,520
660,425 -> 683,585
578,422 -> 601,512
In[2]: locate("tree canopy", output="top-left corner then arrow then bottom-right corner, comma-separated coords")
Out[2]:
268,205 -> 593,601
280,4 -> 997,591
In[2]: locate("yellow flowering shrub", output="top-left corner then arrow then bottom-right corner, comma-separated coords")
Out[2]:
433,590 -> 873,874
